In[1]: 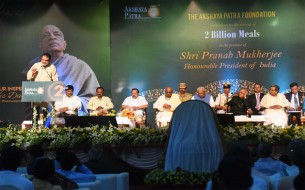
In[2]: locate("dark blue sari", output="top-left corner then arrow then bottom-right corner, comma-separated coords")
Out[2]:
164,100 -> 224,172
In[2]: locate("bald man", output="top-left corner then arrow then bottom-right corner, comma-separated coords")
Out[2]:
153,87 -> 181,127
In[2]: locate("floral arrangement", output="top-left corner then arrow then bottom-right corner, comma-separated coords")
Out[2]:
2,122 -> 305,151
106,109 -> 116,116
32,106 -> 50,127
144,168 -> 211,187
0,125 -> 168,150
121,109 -> 134,119
221,124 -> 305,143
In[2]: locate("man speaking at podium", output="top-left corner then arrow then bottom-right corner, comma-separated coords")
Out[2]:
26,53 -> 58,82
26,53 -> 58,124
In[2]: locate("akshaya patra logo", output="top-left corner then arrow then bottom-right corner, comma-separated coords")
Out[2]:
24,87 -> 44,95
124,5 -> 160,20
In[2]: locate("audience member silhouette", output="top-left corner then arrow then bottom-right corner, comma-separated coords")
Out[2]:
56,151 -> 96,183
271,139 -> 305,190
84,146 -> 111,174
278,154 -> 292,166
54,148 -> 68,170
294,172 -> 305,190
212,155 -> 253,190
27,144 -> 46,175
32,158 -> 62,190
292,140 -> 305,190
254,142 -> 288,176
0,146 -> 34,190
207,141 -> 270,190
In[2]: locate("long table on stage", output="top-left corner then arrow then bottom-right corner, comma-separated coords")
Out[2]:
216,114 -> 265,127
216,113 -> 235,127
22,116 -> 134,128
64,116 -> 135,127
234,115 -> 265,123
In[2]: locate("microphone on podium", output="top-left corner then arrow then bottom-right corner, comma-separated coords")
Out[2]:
42,65 -> 53,81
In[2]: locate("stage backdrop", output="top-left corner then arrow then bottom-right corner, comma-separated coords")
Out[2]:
110,0 -> 305,126
0,0 -> 110,123
0,0 -> 305,125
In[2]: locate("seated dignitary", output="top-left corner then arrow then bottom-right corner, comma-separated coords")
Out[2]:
178,82 -> 192,102
224,88 -> 253,115
247,83 -> 265,115
191,86 -> 215,107
153,86 -> 181,127
215,83 -> 233,113
121,88 -> 149,126
55,85 -> 81,116
260,84 -> 290,127
87,87 -> 114,116
285,82 -> 303,126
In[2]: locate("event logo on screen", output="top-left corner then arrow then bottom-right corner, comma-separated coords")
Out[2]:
124,5 -> 161,20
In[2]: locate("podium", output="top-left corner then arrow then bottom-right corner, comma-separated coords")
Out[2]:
21,81 -> 65,102
21,81 -> 65,127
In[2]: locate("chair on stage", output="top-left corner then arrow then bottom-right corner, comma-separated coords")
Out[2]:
164,100 -> 225,172
286,109 -> 302,126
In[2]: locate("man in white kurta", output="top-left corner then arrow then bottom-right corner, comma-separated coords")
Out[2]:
55,85 -> 81,116
26,53 -> 58,124
122,88 -> 149,126
87,87 -> 114,115
260,85 -> 290,127
122,88 -> 149,116
26,53 -> 58,82
153,87 -> 181,127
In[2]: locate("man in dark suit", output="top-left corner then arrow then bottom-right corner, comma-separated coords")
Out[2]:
248,83 -> 265,115
224,88 -> 253,115
285,82 -> 303,126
